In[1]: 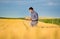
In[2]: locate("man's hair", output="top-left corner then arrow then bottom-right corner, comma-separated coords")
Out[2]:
29,7 -> 33,10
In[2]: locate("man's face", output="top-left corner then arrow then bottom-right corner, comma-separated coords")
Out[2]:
29,10 -> 33,13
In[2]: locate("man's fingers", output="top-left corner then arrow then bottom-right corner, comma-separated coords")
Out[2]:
25,19 -> 31,21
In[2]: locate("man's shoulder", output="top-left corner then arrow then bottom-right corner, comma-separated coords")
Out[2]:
34,11 -> 38,13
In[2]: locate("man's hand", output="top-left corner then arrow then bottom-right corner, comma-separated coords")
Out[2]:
25,18 -> 32,21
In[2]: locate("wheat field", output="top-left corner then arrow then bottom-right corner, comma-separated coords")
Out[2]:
0,19 -> 60,39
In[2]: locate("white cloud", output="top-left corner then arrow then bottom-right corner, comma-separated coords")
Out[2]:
47,2 -> 60,6
41,1 -> 60,6
0,0 -> 60,6
0,1 -> 38,4
48,2 -> 54,6
0,0 -> 49,4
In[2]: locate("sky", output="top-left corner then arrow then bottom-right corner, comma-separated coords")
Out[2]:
0,0 -> 60,18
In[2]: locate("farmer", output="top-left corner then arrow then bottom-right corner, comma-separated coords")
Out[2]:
29,7 -> 38,27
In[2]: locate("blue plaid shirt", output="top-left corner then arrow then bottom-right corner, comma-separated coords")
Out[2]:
31,11 -> 38,21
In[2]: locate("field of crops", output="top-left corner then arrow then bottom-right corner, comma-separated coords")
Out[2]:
0,18 -> 60,39
39,18 -> 60,25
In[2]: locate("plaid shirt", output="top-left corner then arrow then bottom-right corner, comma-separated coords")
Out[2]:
31,11 -> 38,21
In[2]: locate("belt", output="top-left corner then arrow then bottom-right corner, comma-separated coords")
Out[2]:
32,19 -> 38,21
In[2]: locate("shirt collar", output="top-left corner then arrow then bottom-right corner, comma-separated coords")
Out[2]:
31,10 -> 35,13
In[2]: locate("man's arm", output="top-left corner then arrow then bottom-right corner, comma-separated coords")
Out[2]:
32,13 -> 38,20
25,18 -> 32,21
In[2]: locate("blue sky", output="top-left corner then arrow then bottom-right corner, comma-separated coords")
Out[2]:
0,0 -> 60,18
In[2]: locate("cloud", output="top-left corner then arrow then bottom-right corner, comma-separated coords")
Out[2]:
46,0 -> 60,6
47,2 -> 60,6
0,1 -> 39,6
48,2 -> 54,6
0,0 -> 60,6
41,1 -> 60,6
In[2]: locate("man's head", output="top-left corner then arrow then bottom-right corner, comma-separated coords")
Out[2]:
29,7 -> 34,13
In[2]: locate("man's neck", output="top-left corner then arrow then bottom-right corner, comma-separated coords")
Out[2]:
31,10 -> 35,13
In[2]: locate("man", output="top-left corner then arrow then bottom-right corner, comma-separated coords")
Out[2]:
29,7 -> 38,27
